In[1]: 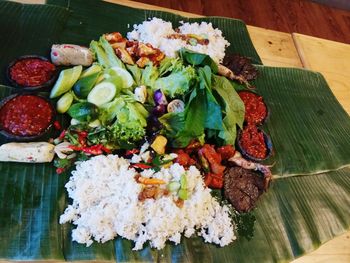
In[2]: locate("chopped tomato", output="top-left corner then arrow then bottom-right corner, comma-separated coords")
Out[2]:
217,145 -> 236,160
175,150 -> 196,167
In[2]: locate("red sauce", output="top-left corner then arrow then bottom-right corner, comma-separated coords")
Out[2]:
239,91 -> 267,124
240,124 -> 267,159
0,95 -> 53,136
9,58 -> 56,87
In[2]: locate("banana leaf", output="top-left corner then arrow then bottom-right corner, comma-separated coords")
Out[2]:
0,1 -> 349,262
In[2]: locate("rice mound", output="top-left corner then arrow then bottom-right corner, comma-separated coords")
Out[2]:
127,17 -> 230,63
60,155 -> 236,250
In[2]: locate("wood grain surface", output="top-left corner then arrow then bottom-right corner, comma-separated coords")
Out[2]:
293,33 -> 350,115
134,0 -> 350,44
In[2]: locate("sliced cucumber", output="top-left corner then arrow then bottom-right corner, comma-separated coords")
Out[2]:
56,92 -> 74,113
87,82 -> 116,106
67,102 -> 99,122
50,65 -> 83,98
107,66 -> 134,88
80,64 -> 102,78
73,72 -> 100,98
70,118 -> 80,125
88,119 -> 101,128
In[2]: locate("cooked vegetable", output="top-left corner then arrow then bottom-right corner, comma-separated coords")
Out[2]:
178,189 -> 188,200
50,65 -> 82,98
51,44 -> 93,66
67,102 -> 99,122
150,135 -> 167,154
137,177 -> 166,185
56,92 -> 74,113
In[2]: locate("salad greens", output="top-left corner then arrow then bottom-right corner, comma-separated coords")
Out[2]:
154,65 -> 197,98
90,36 -> 125,69
54,35 -> 245,154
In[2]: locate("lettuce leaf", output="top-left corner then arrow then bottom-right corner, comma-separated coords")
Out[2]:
90,37 -> 125,69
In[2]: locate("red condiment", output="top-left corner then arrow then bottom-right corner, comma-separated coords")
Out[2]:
0,95 -> 53,136
9,58 -> 55,87
240,124 -> 267,159
239,91 -> 267,124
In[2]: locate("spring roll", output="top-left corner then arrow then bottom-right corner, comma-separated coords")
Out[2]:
51,44 -> 93,66
0,142 -> 55,163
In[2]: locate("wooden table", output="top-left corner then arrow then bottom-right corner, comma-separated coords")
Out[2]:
8,0 -> 350,262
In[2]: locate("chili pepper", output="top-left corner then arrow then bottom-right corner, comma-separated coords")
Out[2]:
126,149 -> 140,155
68,145 -> 83,151
204,173 -> 212,187
53,120 -> 61,130
78,131 -> 88,138
58,130 -> 66,140
82,144 -> 103,155
209,173 -> 223,189
217,145 -> 236,160
101,146 -> 112,154
198,149 -> 210,173
131,163 -> 153,169
210,176 -> 223,189
56,167 -> 65,174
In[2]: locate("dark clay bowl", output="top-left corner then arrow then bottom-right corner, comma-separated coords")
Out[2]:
6,55 -> 57,92
0,93 -> 56,142
236,127 -> 273,163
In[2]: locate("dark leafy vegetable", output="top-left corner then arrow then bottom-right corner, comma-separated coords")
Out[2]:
212,75 -> 245,145
179,48 -> 218,73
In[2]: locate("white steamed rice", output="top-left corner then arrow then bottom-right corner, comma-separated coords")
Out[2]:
60,155 -> 236,250
127,17 -> 230,63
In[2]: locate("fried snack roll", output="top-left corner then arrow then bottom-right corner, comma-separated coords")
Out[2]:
0,142 -> 55,163
51,44 -> 93,66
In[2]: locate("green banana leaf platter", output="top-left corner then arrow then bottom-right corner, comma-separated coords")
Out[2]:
0,1 -> 349,262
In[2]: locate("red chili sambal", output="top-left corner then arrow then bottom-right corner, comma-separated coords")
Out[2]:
0,95 -> 54,136
239,91 -> 267,124
9,58 -> 56,87
239,124 -> 267,160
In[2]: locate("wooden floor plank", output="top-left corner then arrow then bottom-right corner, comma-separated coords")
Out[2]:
135,0 -> 350,44
293,33 -> 350,114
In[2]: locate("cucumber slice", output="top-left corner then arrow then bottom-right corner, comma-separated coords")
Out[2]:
50,65 -> 83,98
88,119 -> 101,128
87,82 -> 116,106
80,64 -> 102,78
73,72 -> 100,98
67,102 -> 99,122
107,66 -> 134,88
56,92 -> 74,113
